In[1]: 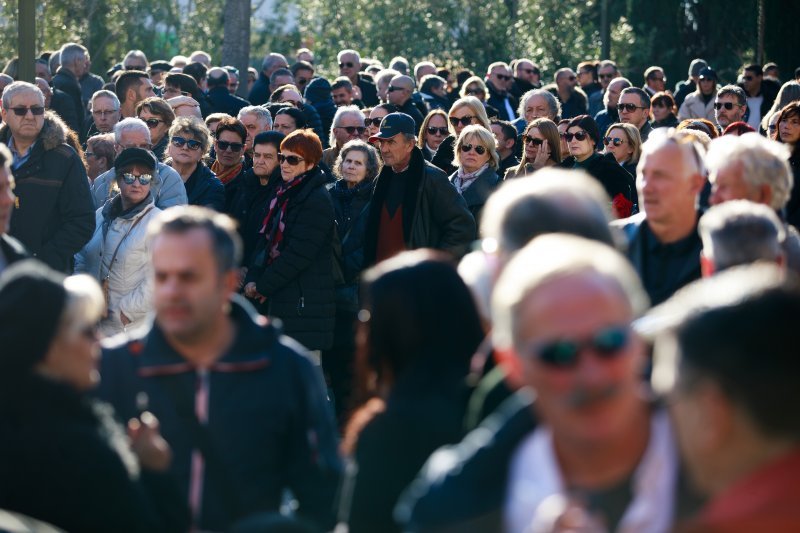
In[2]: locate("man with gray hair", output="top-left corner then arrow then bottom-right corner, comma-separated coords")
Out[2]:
714,85 -> 748,132
338,49 -> 378,106
323,105 -> 365,168
615,130 -> 706,305
91,117 -> 187,209
414,61 -> 437,84
237,106 -> 272,157
52,42 -> 89,137
87,90 -> 121,137
513,89 -> 561,134
248,52 -> 289,105
0,81 -> 94,272
122,49 -> 148,71
705,132 -> 800,271
698,200 -> 785,276
375,68 -> 401,103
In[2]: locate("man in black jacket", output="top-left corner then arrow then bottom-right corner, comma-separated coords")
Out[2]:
51,42 -> 88,138
206,67 -> 249,117
486,62 -> 518,121
386,76 -> 424,132
337,49 -> 379,107
364,113 -> 475,266
0,82 -> 94,273
248,53 -> 289,106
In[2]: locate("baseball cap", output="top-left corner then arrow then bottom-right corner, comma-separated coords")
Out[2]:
368,112 -> 416,142
698,67 -> 717,81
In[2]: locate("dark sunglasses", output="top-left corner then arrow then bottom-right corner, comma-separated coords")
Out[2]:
523,135 -> 544,146
172,136 -> 203,150
337,126 -> 367,135
278,153 -> 305,165
365,117 -> 383,127
494,74 -> 512,81
465,89 -> 485,96
449,115 -> 475,127
603,136 -> 624,147
520,68 -> 539,76
387,85 -> 405,93
564,131 -> 589,142
427,126 -> 449,136
528,326 -> 630,368
9,106 -> 45,116
567,76 -> 577,81
714,102 -> 740,110
618,103 -> 646,112
460,143 -> 486,155
143,118 -> 163,129
121,173 -> 153,185
125,65 -> 147,71
339,62 -> 355,69
598,73 -> 615,80
216,140 -> 244,152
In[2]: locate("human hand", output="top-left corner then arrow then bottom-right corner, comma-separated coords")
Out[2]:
532,142 -> 550,170
244,282 -> 267,304
128,412 -> 172,472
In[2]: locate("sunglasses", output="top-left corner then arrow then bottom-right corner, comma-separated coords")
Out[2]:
449,115 -> 475,127
125,65 -> 147,71
714,102 -> 741,110
121,173 -> 153,185
494,74 -> 512,81
466,89 -> 485,96
92,109 -> 118,117
337,126 -> 367,135
520,68 -> 539,76
523,135 -> 544,146
296,78 -> 309,85
603,136 -> 624,146
9,106 -> 45,116
172,136 -> 203,150
460,143 -> 486,155
618,103 -> 646,113
387,85 -> 405,93
365,117 -> 383,127
216,140 -> 244,152
598,73 -> 615,80
143,118 -> 163,129
527,326 -> 630,368
278,153 -> 305,165
427,126 -> 449,136
564,131 -> 589,142
567,76 -> 577,81
339,62 -> 355,69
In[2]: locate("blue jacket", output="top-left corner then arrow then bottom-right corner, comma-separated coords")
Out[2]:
97,297 -> 342,532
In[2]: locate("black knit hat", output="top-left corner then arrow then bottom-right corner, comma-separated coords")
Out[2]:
114,147 -> 157,172
0,260 -> 67,374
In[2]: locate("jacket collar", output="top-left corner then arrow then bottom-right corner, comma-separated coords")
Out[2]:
458,166 -> 499,207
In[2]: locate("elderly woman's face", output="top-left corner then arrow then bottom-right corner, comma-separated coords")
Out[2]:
273,113 -> 298,135
37,318 -> 101,391
118,163 -> 153,206
279,148 -> 314,182
252,142 -> 278,177
169,129 -> 205,166
341,149 -> 369,187
459,133 -> 491,174
85,143 -> 109,181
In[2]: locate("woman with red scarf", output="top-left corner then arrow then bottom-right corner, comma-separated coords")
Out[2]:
243,130 -> 337,352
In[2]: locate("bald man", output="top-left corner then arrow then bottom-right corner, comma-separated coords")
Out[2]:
386,75 -> 424,132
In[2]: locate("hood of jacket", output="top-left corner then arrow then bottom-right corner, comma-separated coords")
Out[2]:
0,110 -> 69,152
305,77 -> 333,103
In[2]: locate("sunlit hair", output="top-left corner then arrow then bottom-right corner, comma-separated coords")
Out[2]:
168,116 -> 212,156
523,118 -> 562,164
605,122 -> 642,164
60,275 -> 105,338
448,96 -> 491,135
458,76 -> 488,100
453,124 -> 499,170
418,109 -> 449,149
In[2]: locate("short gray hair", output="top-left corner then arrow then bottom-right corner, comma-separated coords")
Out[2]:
168,116 -> 212,156
58,43 -> 88,68
492,234 -> 648,350
261,53 -> 288,73
717,84 -> 747,106
123,49 -> 148,68
333,140 -> 381,182
113,117 -> 151,144
1,81 -> 44,109
518,89 -> 560,121
706,133 -> 793,210
338,49 -> 361,64
90,90 -> 120,111
330,105 -> 365,147
699,200 -> 785,271
237,106 -> 272,129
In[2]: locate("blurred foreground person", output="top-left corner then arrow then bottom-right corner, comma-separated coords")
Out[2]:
647,265 -> 800,532
0,260 -> 188,532
98,207 -> 341,531
338,251 -> 484,533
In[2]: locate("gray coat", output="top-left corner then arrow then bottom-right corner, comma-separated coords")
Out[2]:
92,163 -> 187,209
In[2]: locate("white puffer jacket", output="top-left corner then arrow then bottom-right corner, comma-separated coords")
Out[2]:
75,195 -> 161,336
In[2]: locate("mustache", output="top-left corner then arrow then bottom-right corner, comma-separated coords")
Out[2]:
564,384 -> 621,409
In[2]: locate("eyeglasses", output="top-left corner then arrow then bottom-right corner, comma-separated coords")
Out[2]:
172,136 -> 203,150
714,102 -> 741,110
525,326 -> 630,368
121,173 -> 153,185
387,85 -> 405,93
460,143 -> 486,155
9,106 -> 45,116
336,126 -> 367,135
603,136 -> 625,146
278,153 -> 305,165
339,62 -> 355,69
598,73 -> 615,80
426,126 -> 449,136
216,140 -> 244,152
449,115 -> 475,127
92,109 -> 118,116
365,117 -> 383,127
564,131 -> 589,142
142,118 -> 164,129
523,135 -> 544,146
494,74 -> 512,81
618,103 -> 646,113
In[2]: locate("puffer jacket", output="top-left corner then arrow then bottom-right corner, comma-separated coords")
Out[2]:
75,195 -> 161,336
678,91 -> 716,122
92,162 -> 188,210
1,111 -> 95,273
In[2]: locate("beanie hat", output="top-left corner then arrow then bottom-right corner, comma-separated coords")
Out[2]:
0,260 -> 67,374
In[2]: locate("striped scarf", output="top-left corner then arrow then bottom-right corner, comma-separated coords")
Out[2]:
259,172 -> 311,265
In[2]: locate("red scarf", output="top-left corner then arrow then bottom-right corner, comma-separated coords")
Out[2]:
211,160 -> 243,185
259,173 -> 311,265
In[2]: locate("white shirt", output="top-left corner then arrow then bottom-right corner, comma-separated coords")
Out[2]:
746,95 -> 763,130
504,409 -> 678,533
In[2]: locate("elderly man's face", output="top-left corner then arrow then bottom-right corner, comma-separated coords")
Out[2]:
387,79 -> 412,106
240,114 -> 270,152
488,66 -> 513,91
605,80 -> 626,109
524,94 -> 553,123
333,113 -> 365,147
709,161 -> 767,207
91,96 -> 120,133
714,94 -> 746,129
1,90 -> 45,142
116,129 -> 152,154
598,66 -> 617,89
515,271 -> 644,445
637,142 -> 700,226
647,70 -> 666,93
339,53 -> 360,81
557,70 -> 578,92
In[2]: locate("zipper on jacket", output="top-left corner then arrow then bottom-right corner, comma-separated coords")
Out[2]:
297,280 -> 305,316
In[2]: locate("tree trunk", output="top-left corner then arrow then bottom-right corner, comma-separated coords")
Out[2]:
221,0 -> 251,98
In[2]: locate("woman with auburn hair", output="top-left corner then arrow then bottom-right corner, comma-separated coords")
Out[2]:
243,129 -> 336,352
505,117 -> 563,179
776,102 -> 800,227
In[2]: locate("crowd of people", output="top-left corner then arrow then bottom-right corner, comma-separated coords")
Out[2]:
0,40 -> 799,532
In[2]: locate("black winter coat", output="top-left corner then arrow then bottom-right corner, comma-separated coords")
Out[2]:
225,167 -> 281,266
430,135 -> 457,175
207,86 -> 250,117
184,162 -> 225,211
0,375 -> 188,533
329,179 -> 373,311
305,78 -> 337,143
357,74 -> 379,107
51,67 -> 84,137
1,111 -> 95,272
247,72 -> 271,106
246,167 -> 336,350
448,166 -> 500,227
572,152 -> 636,217
300,102 -> 327,146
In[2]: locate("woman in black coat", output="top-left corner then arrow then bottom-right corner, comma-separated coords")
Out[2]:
243,130 -> 336,351
0,261 -> 188,533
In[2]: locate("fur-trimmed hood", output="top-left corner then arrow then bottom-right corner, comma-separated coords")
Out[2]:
0,109 -> 69,152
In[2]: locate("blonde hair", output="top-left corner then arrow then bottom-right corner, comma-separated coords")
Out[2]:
449,96 -> 492,135
459,76 -> 489,101
453,124 -> 500,170
605,122 -> 642,164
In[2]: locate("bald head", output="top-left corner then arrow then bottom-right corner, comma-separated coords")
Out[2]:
387,74 -> 415,106
207,67 -> 229,89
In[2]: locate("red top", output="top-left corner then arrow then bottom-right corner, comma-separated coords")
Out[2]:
375,204 -> 406,263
